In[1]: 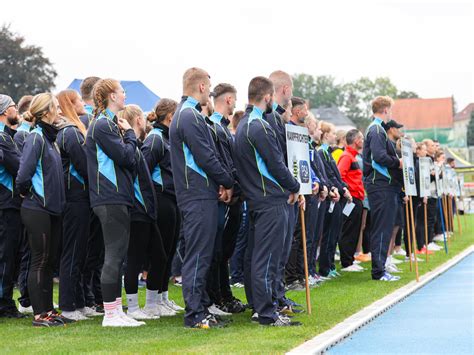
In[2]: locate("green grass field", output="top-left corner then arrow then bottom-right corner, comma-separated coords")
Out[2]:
1,215 -> 473,354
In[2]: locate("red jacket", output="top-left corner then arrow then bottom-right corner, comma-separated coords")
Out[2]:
337,146 -> 364,200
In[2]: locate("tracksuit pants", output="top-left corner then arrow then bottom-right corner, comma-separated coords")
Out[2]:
230,202 -> 249,284
309,200 -> 326,276
21,208 -> 62,316
93,205 -> 130,303
180,199 -> 218,327
319,201 -> 342,277
244,203 -> 288,324
16,225 -> 31,308
367,189 -> 399,280
274,203 -> 298,304
0,209 -> 21,314
59,201 -> 90,312
339,198 -> 363,268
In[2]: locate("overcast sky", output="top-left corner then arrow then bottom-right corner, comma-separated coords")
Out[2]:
3,0 -> 473,111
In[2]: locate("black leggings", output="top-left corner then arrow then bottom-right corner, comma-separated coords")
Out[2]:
124,220 -> 166,294
156,193 -> 180,293
21,208 -> 62,316
93,205 -> 130,303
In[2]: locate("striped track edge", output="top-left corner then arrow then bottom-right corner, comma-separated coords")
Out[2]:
287,245 -> 474,355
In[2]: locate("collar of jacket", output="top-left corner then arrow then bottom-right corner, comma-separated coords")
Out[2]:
272,101 -> 286,115
84,104 -> 94,115
345,145 -> 359,158
181,96 -> 202,112
372,116 -> 384,126
153,121 -> 169,138
248,105 -> 264,122
209,111 -> 224,126
101,108 -> 117,122
320,143 -> 329,151
0,121 -> 15,137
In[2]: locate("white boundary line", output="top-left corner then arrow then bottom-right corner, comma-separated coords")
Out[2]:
287,245 -> 474,355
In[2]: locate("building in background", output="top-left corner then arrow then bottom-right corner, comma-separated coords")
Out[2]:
392,97 -> 454,144
310,106 -> 356,131
453,103 -> 474,148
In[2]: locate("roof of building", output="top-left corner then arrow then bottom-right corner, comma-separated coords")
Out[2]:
454,103 -> 474,122
310,106 -> 356,128
392,97 -> 453,130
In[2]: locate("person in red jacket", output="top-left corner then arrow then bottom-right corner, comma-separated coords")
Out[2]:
337,129 -> 365,272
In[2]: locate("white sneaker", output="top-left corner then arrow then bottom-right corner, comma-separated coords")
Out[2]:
353,263 -> 365,271
386,264 -> 402,273
405,254 -> 423,262
393,248 -> 406,256
79,306 -> 102,317
428,242 -> 442,251
142,307 -> 161,318
18,305 -> 33,314
231,282 -> 244,288
102,314 -> 140,327
119,312 -> 146,326
163,299 -> 184,312
208,304 -> 232,316
61,310 -> 90,321
127,309 -> 159,320
341,264 -> 363,272
391,258 -> 403,265
353,260 -> 361,264
433,234 -> 444,242
156,303 -> 177,316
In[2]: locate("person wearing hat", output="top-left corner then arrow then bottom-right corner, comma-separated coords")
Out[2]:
0,94 -> 25,318
362,96 -> 403,282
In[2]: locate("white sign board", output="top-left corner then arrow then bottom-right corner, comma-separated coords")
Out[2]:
419,157 -> 431,198
286,124 -> 312,195
459,173 -> 465,197
441,164 -> 449,195
401,138 -> 417,196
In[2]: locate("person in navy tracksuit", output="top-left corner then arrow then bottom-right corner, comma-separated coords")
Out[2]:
207,84 -> 245,313
234,76 -> 300,326
169,68 -> 234,328
85,79 -> 140,327
0,94 -> 24,319
362,96 -> 403,281
141,98 -> 184,314
16,93 -> 67,326
56,90 -> 91,320
318,122 -> 351,278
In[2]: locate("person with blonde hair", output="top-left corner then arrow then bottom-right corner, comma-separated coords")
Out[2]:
331,129 -> 347,163
362,96 -> 403,282
85,79 -> 141,327
317,121 -> 351,278
169,68 -> 234,329
16,93 -> 68,326
55,90 -> 100,320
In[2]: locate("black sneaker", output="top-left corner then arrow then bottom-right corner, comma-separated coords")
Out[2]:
50,310 -> 75,324
251,312 -> 259,323
221,298 -> 246,313
189,315 -> 227,329
93,304 -> 104,313
32,312 -> 65,327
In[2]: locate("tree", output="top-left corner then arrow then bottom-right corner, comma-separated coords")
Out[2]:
396,90 -> 419,99
0,24 -> 57,101
467,111 -> 474,147
293,74 -> 343,108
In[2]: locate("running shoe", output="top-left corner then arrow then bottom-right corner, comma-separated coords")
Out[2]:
32,312 -> 65,327
377,272 -> 400,282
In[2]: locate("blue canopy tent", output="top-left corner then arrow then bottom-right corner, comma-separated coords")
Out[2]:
67,79 -> 160,112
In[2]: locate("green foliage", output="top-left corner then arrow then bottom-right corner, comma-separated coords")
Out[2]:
467,111 -> 474,146
0,24 -> 57,101
2,218 -> 472,354
293,74 -> 417,131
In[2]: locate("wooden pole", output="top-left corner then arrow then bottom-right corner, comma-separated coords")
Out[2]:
409,197 -> 420,282
299,197 -> 311,315
424,203 -> 429,262
454,197 -> 462,236
442,196 -> 450,247
404,201 -> 413,271
448,196 -> 455,237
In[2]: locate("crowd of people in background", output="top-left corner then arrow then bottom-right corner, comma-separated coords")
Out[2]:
0,69 -> 457,329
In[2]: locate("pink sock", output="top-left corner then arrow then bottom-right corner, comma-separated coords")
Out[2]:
104,301 -> 117,318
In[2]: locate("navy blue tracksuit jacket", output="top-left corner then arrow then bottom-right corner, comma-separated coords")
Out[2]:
0,123 -> 21,210
86,109 -> 137,208
16,123 -> 65,215
169,96 -> 234,204
13,122 -> 31,153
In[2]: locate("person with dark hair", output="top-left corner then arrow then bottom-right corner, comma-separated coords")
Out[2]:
86,79 -> 141,327
170,68 -> 234,329
141,98 -> 184,316
0,94 -> 25,319
16,93 -> 68,326
206,83 -> 245,314
337,129 -> 365,272
234,76 -> 301,327
14,95 -> 33,151
79,76 -> 101,128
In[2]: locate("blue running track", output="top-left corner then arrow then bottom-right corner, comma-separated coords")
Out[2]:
329,253 -> 474,354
